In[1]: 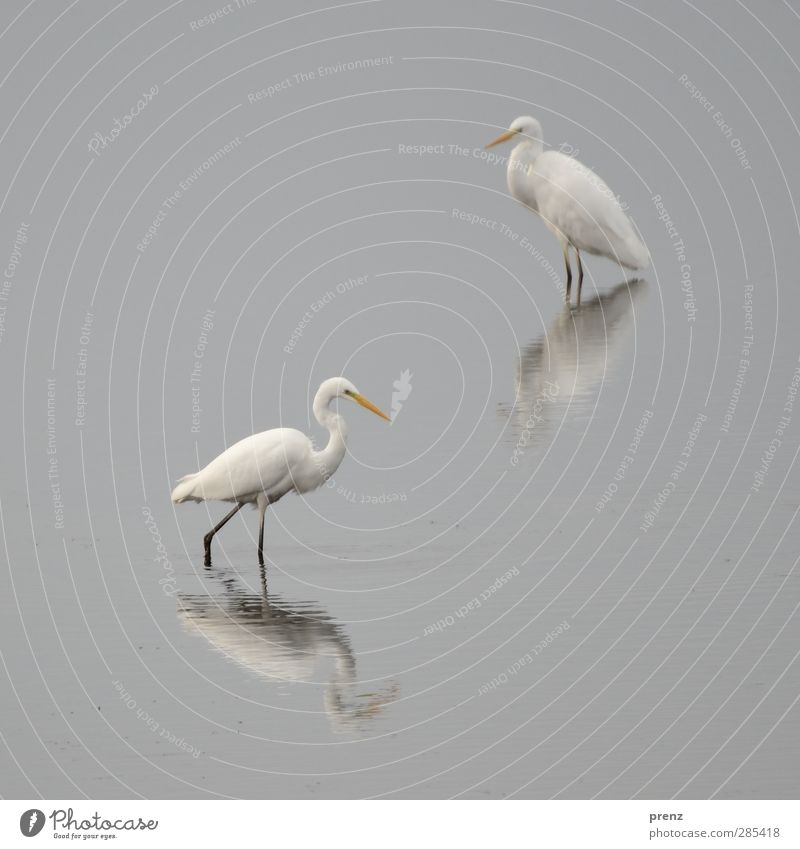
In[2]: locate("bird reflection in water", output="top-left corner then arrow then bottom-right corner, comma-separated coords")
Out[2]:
178,566 -> 398,733
504,280 -> 646,445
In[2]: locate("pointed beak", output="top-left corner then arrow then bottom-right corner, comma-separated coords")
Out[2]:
352,392 -> 391,422
485,129 -> 517,149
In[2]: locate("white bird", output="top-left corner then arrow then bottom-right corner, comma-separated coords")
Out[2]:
171,377 -> 390,565
486,116 -> 649,304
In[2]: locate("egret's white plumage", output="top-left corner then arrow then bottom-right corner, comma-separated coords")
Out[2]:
171,376 -> 389,564
487,116 -> 649,302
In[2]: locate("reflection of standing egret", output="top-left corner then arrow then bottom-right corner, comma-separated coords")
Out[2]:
505,280 -> 646,443
171,377 -> 390,566
486,117 -> 649,303
178,567 -> 398,733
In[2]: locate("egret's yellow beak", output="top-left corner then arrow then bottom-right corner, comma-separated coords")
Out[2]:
485,129 -> 517,149
352,392 -> 391,421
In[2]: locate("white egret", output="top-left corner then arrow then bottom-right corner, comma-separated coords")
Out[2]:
486,117 -> 649,303
171,377 -> 390,565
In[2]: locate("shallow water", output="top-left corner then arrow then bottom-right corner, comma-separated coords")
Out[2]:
1,0 -> 798,799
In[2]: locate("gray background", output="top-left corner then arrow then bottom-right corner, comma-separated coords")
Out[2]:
0,0 -> 798,799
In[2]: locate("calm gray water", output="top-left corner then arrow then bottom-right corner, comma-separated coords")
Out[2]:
1,0 -> 798,799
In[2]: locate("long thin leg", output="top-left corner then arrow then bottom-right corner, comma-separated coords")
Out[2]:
204,502 -> 244,566
576,249 -> 584,306
257,502 -> 268,566
258,561 -> 268,600
563,243 -> 573,302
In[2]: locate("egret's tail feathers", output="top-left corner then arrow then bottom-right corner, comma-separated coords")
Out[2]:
627,239 -> 650,270
604,215 -> 650,271
619,231 -> 650,270
171,473 -> 200,503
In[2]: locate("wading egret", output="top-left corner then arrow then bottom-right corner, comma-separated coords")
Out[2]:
486,117 -> 649,303
171,377 -> 390,565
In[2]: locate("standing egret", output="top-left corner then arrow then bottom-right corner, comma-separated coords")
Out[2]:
171,377 -> 390,565
486,117 -> 649,303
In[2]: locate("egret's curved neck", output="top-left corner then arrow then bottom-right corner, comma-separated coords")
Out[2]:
512,136 -> 544,163
312,392 -> 348,479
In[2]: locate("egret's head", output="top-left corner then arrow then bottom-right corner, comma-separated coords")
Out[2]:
318,377 -> 391,421
486,116 -> 543,148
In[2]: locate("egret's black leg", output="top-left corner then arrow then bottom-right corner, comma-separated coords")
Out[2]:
258,561 -> 268,599
563,244 -> 573,302
204,503 -> 244,566
258,505 -> 267,566
576,249 -> 584,306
